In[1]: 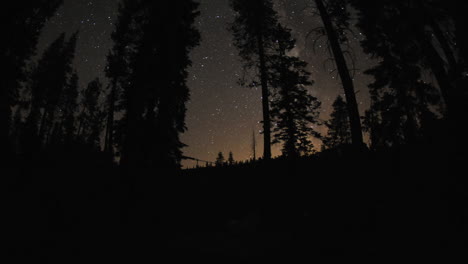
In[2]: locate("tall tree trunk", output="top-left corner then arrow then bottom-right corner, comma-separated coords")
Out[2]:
452,7 -> 468,155
422,35 -> 453,113
397,87 -> 418,143
452,4 -> 468,68
120,98 -> 142,169
252,130 -> 256,160
0,85 -> 11,147
104,80 -> 116,156
257,33 -> 272,160
45,122 -> 56,148
0,84 -> 12,160
38,110 -> 48,144
76,108 -> 85,139
315,0 -> 364,148
429,20 -> 457,73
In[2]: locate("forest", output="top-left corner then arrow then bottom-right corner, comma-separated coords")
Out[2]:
4,0 -> 466,261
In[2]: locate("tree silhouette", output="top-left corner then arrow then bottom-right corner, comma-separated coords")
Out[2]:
269,24 -> 321,158
0,0 -> 63,158
109,0 -> 200,169
104,77 -> 116,158
251,130 -> 257,160
363,62 -> 440,147
229,0 -> 282,160
26,33 -> 65,140
104,2 -> 134,159
313,0 -> 364,149
24,32 -> 78,152
58,72 -> 80,147
425,1 -> 468,151
77,78 -> 105,150
351,1 -> 443,147
45,71 -> 81,151
322,95 -> 351,150
216,152 -> 225,166
104,0 -> 136,160
228,151 -> 235,165
41,32 -> 78,146
10,107 -> 24,154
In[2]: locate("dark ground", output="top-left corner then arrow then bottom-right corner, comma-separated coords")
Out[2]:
5,140 -> 466,262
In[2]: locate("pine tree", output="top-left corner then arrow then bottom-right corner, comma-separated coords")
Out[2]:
269,24 -> 321,157
351,1 -> 443,147
26,33 -> 65,133
322,95 -> 351,149
41,32 -> 78,145
109,0 -> 200,169
0,0 -> 63,156
228,151 -> 235,165
58,71 -> 80,146
24,33 -> 78,152
77,78 -> 105,150
104,2 -> 134,157
216,152 -> 225,167
352,0 -> 467,119
11,108 -> 24,153
229,0 -> 282,160
24,32 -> 78,148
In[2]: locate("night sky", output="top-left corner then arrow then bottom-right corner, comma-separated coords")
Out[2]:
37,0 -> 375,168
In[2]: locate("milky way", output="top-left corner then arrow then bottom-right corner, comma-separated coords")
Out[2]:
37,0 -> 375,168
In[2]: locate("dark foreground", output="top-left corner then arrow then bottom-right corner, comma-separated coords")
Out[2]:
5,143 -> 466,262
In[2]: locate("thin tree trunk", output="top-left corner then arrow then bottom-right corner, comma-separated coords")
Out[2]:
0,88 -> 11,154
315,0 -> 364,148
77,120 -> 83,138
429,20 -> 457,72
422,37 -> 452,112
38,110 -> 48,143
45,122 -> 56,147
453,4 -> 468,68
452,8 -> 468,154
257,33 -> 272,160
104,80 -> 116,156
252,130 -> 256,160
397,87 -> 418,143
76,108 -> 86,139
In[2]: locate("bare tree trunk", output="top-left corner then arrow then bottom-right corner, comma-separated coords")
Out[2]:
315,0 -> 364,148
104,80 -> 116,156
76,108 -> 85,139
0,84 -> 12,153
257,33 -> 272,160
252,130 -> 256,160
429,20 -> 457,72
38,110 -> 48,144
422,38 -> 452,111
0,81 -> 12,160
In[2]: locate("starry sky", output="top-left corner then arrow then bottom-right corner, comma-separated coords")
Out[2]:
37,0 -> 374,168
